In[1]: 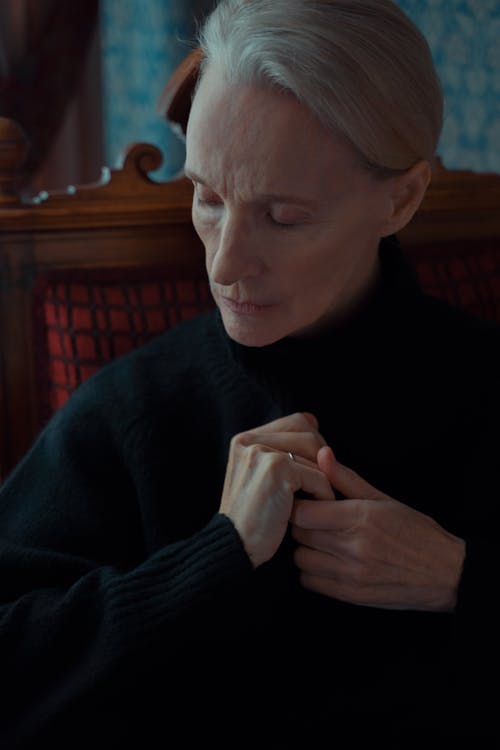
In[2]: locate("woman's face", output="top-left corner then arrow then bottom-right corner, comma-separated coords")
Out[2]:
185,65 -> 393,347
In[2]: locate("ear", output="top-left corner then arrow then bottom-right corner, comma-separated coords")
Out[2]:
380,159 -> 431,236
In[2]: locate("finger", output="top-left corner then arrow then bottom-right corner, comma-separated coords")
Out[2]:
253,411 -> 319,435
317,446 -> 391,502
240,430 -> 326,463
302,412 -> 319,429
290,454 -> 337,500
293,463 -> 336,502
291,525 -> 359,562
291,498 -> 364,531
294,544 -> 349,578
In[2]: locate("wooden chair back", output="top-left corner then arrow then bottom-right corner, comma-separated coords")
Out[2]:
0,116 -> 209,479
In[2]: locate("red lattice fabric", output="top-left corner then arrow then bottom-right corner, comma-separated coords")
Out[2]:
406,240 -> 500,324
33,266 -> 214,422
32,244 -> 500,426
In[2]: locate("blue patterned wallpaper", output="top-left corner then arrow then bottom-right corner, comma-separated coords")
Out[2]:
100,0 -> 214,181
397,0 -> 500,172
100,0 -> 500,179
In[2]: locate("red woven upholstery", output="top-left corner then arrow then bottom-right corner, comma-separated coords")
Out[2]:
33,266 -> 214,422
407,240 -> 500,323
31,242 -> 500,426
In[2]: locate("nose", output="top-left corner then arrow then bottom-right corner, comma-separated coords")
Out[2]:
209,216 -> 263,287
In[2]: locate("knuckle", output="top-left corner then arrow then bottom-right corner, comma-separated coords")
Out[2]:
247,443 -> 262,460
260,447 -> 288,477
301,411 -> 319,428
304,426 -> 326,451
308,426 -> 326,448
230,432 -> 246,450
271,452 -> 293,479
303,432 -> 319,455
289,411 -> 312,429
231,430 -> 259,450
351,531 -> 375,564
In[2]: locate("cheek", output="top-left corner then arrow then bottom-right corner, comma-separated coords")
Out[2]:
294,233 -> 341,276
192,211 -> 216,250
287,238 -> 353,301
191,208 -> 207,240
192,215 -> 222,279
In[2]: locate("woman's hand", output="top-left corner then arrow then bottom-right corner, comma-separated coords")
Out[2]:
291,446 -> 466,612
219,412 -> 336,568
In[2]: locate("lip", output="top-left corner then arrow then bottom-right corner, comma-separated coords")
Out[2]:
221,296 -> 276,316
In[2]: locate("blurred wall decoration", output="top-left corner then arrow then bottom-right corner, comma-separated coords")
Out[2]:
0,0 -> 102,194
396,0 -> 499,172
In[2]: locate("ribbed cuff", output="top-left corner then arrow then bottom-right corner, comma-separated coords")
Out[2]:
103,513 -> 253,655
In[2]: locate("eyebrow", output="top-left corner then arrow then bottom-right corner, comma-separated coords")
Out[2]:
184,167 -> 320,208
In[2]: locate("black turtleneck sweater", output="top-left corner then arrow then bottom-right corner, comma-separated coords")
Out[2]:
1,237 -> 499,748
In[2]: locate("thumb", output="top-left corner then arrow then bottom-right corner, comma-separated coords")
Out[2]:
317,446 -> 390,501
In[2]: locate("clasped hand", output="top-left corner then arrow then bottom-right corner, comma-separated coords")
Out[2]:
219,412 -> 465,612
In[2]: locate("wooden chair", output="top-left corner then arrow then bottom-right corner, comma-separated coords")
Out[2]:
0,113 -> 210,481
1,48 -> 500,481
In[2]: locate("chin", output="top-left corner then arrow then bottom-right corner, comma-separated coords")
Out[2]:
219,310 -> 287,348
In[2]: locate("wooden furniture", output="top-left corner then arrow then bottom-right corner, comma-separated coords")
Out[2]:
0,116 -> 210,480
1,50 -> 500,481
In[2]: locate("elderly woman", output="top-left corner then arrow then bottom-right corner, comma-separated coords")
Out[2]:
1,0 -> 498,747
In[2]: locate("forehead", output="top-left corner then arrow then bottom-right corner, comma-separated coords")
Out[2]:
186,66 -> 361,197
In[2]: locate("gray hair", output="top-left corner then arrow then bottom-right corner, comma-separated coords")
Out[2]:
195,0 -> 443,176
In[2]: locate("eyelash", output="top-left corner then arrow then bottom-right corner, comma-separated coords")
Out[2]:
197,198 -> 222,209
196,197 -> 300,230
269,214 -> 301,230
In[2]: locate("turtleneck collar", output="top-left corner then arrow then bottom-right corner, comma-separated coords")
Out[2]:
216,235 -> 424,374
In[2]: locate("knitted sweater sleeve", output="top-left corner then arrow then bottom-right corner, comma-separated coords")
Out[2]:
0,365 -> 254,742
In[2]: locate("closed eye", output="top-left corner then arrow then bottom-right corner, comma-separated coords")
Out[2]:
197,198 -> 221,207
267,213 -> 301,230
195,192 -> 222,206
195,193 -> 303,230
